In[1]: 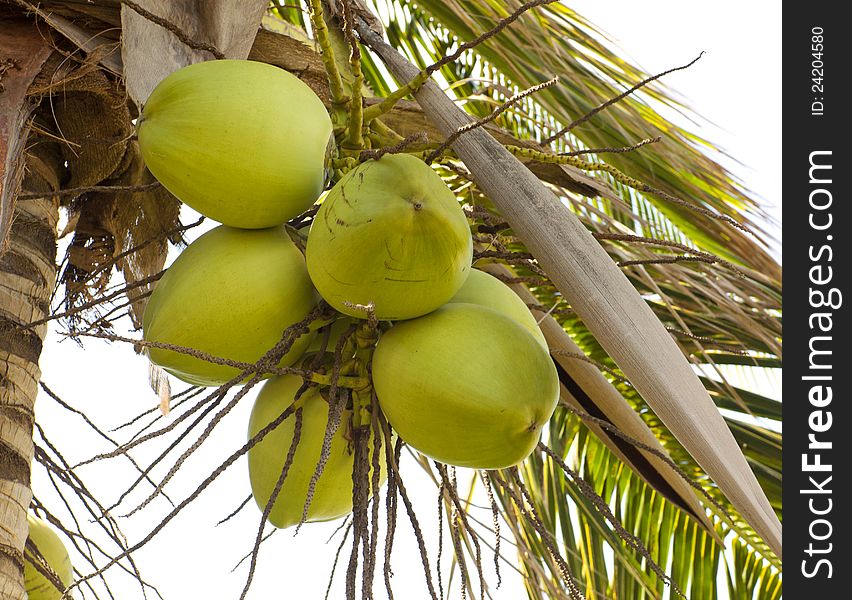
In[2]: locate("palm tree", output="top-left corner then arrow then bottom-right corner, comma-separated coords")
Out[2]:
0,1 -> 781,598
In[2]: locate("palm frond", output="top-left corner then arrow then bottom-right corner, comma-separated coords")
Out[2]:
367,0 -> 779,276
360,1 -> 783,596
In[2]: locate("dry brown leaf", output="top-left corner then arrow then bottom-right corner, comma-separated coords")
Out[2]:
108,142 -> 181,327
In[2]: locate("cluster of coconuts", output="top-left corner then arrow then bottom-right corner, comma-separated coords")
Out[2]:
25,514 -> 74,600
138,60 -> 559,529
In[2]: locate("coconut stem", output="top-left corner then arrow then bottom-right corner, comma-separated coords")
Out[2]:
369,117 -> 405,143
339,0 -> 365,151
306,371 -> 369,390
362,70 -> 431,123
308,0 -> 350,106
332,156 -> 359,177
350,321 -> 378,427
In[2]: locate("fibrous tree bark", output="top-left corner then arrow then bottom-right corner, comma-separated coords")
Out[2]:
0,21 -> 57,599
0,177 -> 59,600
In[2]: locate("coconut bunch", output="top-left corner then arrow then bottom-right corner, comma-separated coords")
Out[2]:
138,60 -> 558,529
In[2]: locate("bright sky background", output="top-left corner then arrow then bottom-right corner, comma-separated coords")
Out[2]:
33,2 -> 781,599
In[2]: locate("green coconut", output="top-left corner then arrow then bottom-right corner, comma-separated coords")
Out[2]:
138,60 -> 332,228
143,225 -> 317,386
372,303 -> 559,469
24,515 -> 73,600
448,268 -> 547,348
305,153 -> 472,320
248,375 -> 386,528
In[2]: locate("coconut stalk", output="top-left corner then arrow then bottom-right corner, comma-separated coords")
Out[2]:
355,21 -> 782,558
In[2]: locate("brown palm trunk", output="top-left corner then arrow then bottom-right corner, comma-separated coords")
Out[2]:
0,177 -> 59,599
0,21 -> 59,598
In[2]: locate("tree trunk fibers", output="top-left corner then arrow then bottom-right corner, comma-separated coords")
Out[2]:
0,155 -> 60,598
0,19 -> 59,598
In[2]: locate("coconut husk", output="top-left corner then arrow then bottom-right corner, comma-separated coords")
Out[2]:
50,69 -> 132,189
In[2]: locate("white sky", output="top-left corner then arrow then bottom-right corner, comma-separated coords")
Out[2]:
570,0 -> 782,259
33,2 -> 781,599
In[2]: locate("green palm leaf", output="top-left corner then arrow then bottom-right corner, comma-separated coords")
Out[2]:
367,0 -> 778,273
358,1 -> 782,597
